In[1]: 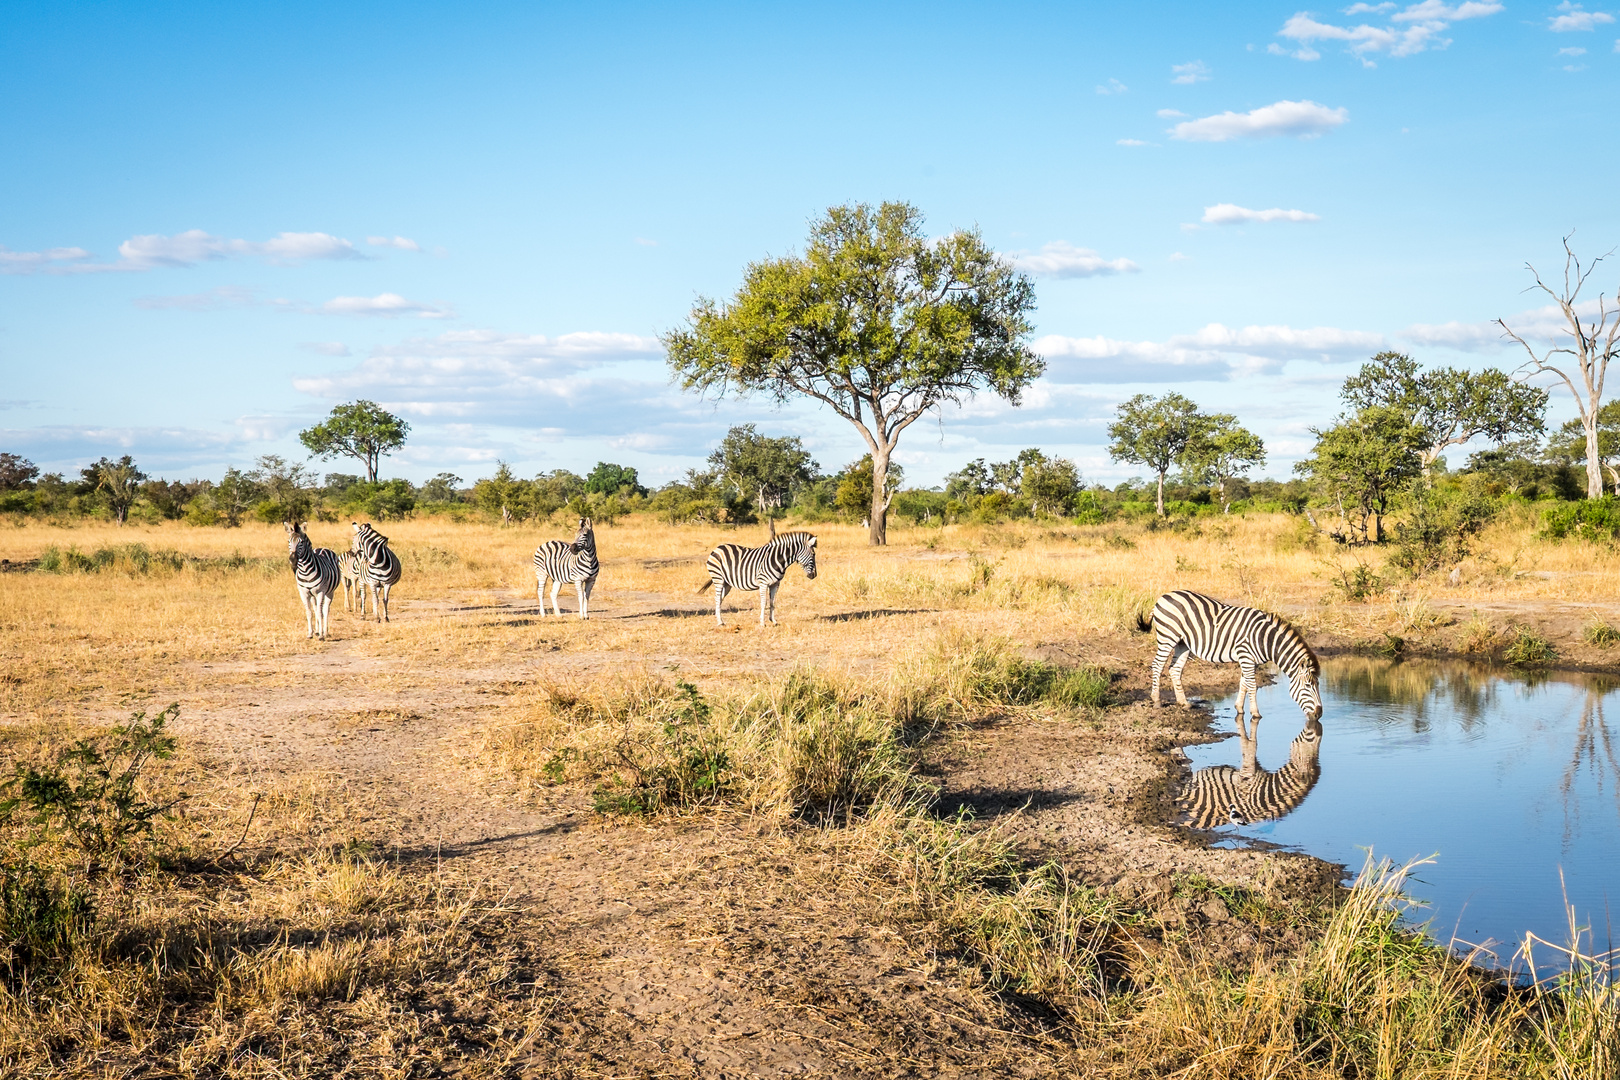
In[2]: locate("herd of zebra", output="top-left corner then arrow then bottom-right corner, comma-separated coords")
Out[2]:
284,516 -> 821,639
287,524 -> 1325,830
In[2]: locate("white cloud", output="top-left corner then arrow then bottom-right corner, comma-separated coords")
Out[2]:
1169,100 -> 1348,141
1116,138 -> 1154,146
1009,242 -> 1140,278
1096,78 -> 1128,95
133,285 -> 260,311
1169,251 -> 1191,262
299,341 -> 353,357
366,235 -> 421,251
115,230 -> 362,269
1559,45 -> 1590,53
0,245 -> 92,274
1156,108 -> 1188,118
633,237 -> 658,247
1550,3 -> 1615,31
1275,2 -> 1503,63
1171,60 -> 1212,83
1201,203 -> 1322,224
1403,299 -> 1608,352
319,293 -> 454,319
1036,322 -> 1385,384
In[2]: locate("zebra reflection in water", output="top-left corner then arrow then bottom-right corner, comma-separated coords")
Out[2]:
1180,718 -> 1324,829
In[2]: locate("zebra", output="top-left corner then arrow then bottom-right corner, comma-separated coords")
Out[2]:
337,550 -> 368,616
533,517 -> 599,619
350,521 -> 403,622
697,531 -> 817,627
285,522 -> 341,640
1140,590 -> 1323,733
1179,718 -> 1323,829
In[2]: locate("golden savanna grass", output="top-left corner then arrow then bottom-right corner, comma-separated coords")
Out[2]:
2,509 -> 1619,1076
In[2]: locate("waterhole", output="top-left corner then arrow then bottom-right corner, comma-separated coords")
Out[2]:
1181,656 -> 1619,968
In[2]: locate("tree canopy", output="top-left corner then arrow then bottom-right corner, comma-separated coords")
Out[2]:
707,425 -> 819,518
81,455 -> 147,525
1106,392 -> 1206,516
1183,415 -> 1266,513
1341,351 -> 1547,471
1295,405 -> 1427,543
584,462 -> 646,497
298,400 -> 410,483
0,453 -> 39,492
663,200 -> 1042,545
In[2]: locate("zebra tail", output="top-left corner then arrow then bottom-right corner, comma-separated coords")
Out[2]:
1134,611 -> 1153,633
694,579 -> 714,594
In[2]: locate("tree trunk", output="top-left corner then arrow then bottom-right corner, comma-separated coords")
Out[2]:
1155,471 -> 1166,516
1584,415 -> 1605,499
869,448 -> 891,545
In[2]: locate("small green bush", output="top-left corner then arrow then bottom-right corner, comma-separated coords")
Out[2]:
1389,480 -> 1498,575
1502,625 -> 1556,667
1582,618 -> 1620,647
0,857 -> 94,983
1542,496 -> 1620,541
592,683 -> 731,815
1333,562 -> 1383,602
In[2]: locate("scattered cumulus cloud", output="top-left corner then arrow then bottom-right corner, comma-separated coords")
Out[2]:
1171,60 -> 1212,83
1168,252 -> 1191,261
1168,100 -> 1348,141
1037,323 -> 1385,384
1116,138 -> 1154,146
116,230 -> 362,269
1096,78 -> 1128,95
1156,108 -> 1188,118
366,235 -> 421,251
1550,3 -> 1615,31
1009,242 -> 1140,278
1202,203 -> 1322,224
1558,45 -> 1589,53
0,245 -> 91,274
319,293 -> 455,319
1274,2 -> 1503,64
1402,299 -> 1608,352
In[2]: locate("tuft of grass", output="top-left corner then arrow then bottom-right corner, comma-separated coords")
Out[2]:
1460,612 -> 1499,655
1503,624 -> 1556,667
1582,618 -> 1620,648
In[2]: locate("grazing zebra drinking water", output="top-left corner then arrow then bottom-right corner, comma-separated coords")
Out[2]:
697,531 -> 817,627
337,550 -> 368,615
1140,590 -> 1322,731
285,522 -> 341,640
533,517 -> 599,619
1179,718 -> 1323,829
350,521 -> 403,622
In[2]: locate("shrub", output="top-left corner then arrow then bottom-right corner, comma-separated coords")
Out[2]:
1333,561 -> 1383,602
1388,480 -> 1498,575
1583,618 -> 1620,647
0,856 -> 94,983
1542,496 -> 1620,541
1502,625 -> 1556,667
591,682 -> 732,815
0,703 -> 188,870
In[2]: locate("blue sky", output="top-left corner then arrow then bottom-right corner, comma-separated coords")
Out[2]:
4,1 -> 1618,488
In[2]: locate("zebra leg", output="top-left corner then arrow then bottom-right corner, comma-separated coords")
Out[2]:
1241,662 -> 1261,723
579,576 -> 595,620
1151,638 -> 1174,706
537,573 -> 546,609
550,579 -> 564,617
575,580 -> 587,620
317,592 -> 331,640
714,582 -> 728,626
1169,646 -> 1192,707
300,588 -> 315,639
767,583 -> 779,624
759,587 -> 769,627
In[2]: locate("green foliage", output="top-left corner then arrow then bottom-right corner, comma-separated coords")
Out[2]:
1502,625 -> 1556,667
341,478 -> 417,521
583,462 -> 646,497
592,683 -> 731,815
1183,414 -> 1266,511
890,488 -> 948,525
298,399 -> 410,483
834,455 -> 903,520
1388,478 -> 1498,575
1333,561 -> 1384,601
0,704 -> 187,870
37,543 -> 187,574
1107,392 -> 1205,516
664,200 -> 1042,544
417,472 -> 464,504
1542,495 -> 1620,540
81,455 -> 147,524
648,469 -> 737,525
707,424 -> 818,517
1582,618 -> 1620,647
0,856 -> 94,983
1020,453 -> 1082,517
0,452 -> 40,491
1296,405 -> 1428,543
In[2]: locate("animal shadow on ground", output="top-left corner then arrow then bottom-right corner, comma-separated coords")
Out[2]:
389,822 -> 582,863
817,608 -> 935,622
934,786 -> 1088,822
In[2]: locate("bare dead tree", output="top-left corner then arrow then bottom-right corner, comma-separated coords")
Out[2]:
1497,235 -> 1620,499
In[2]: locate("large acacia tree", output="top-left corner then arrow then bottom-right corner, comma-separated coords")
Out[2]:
1106,392 -> 1205,516
299,400 -> 410,483
663,202 -> 1042,545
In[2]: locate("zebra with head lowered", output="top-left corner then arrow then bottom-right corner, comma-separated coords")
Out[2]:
698,531 -> 817,627
1140,589 -> 1322,735
533,517 -> 599,619
1179,718 -> 1323,828
337,550 -> 368,615
285,522 -> 341,639
350,521 -> 403,622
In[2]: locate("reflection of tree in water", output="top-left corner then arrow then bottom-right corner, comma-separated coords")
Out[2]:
1563,687 -> 1620,840
1321,658 -> 1619,733
1180,720 -> 1323,829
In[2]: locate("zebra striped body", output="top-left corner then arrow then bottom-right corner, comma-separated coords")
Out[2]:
337,550 -> 369,616
697,531 -> 817,626
285,522 -> 341,639
350,521 -> 403,623
533,517 -> 599,619
1145,590 -> 1322,731
1180,719 -> 1323,829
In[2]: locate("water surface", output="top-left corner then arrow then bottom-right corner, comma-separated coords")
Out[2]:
1182,657 -> 1620,967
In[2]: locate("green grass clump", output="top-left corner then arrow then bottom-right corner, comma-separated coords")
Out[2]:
1582,618 -> 1620,647
1503,625 -> 1556,667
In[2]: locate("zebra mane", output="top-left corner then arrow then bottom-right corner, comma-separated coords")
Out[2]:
1268,610 -> 1319,677
767,530 -> 813,550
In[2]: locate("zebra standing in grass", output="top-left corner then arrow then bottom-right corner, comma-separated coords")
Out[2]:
533,517 -> 599,619
285,522 -> 341,640
1179,718 -> 1323,828
337,550 -> 368,615
1140,590 -> 1323,732
697,531 -> 817,627
350,521 -> 403,623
